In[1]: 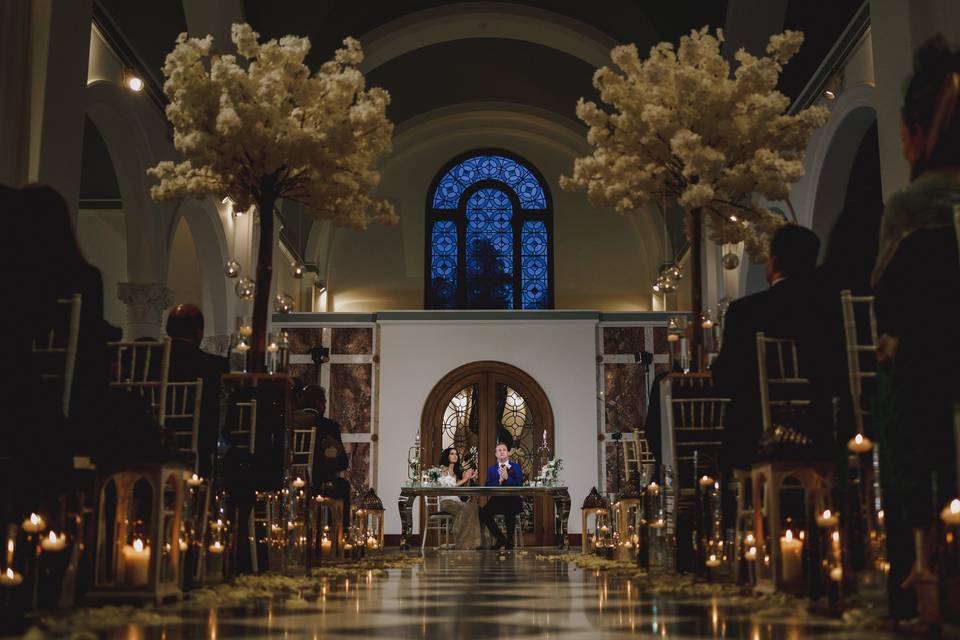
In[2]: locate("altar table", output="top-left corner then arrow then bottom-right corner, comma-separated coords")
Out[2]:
397,485 -> 572,550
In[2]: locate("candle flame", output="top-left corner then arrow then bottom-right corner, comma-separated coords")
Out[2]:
854,433 -> 863,444
951,499 -> 960,515
784,529 -> 793,541
822,509 -> 831,519
30,513 -> 40,526
6,540 -> 12,553
832,531 -> 840,542
48,531 -> 57,543
709,554 -> 717,561
133,538 -> 144,552
5,568 -> 13,579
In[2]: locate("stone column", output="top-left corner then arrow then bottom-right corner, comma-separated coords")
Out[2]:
117,283 -> 173,340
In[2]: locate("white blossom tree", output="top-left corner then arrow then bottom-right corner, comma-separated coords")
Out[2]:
149,24 -> 396,369
561,27 -> 828,365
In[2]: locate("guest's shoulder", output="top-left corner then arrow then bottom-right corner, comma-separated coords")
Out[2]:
727,289 -> 769,317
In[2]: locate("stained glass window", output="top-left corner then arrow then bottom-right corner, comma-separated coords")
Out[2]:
427,150 -> 552,309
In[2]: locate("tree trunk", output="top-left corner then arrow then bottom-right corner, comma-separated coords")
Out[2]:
689,208 -> 704,371
250,193 -> 276,373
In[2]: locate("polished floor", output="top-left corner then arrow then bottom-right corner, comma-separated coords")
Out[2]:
76,551 -> 902,639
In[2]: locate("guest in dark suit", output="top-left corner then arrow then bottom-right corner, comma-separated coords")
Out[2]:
165,304 -> 228,477
710,224 -> 826,468
479,442 -> 524,549
290,384 -> 351,528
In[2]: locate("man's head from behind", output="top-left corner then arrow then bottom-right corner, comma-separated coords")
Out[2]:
766,224 -> 820,284
300,384 -> 327,416
494,442 -> 510,463
166,304 -> 204,347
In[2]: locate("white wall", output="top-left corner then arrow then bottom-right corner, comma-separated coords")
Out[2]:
76,208 -> 127,328
377,317 -> 599,535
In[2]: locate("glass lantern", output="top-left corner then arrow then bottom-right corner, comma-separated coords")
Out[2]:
580,487 -> 609,554
357,489 -> 385,553
92,463 -> 185,603
266,332 -> 281,375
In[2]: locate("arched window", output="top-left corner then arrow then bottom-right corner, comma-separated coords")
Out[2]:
426,151 -> 553,309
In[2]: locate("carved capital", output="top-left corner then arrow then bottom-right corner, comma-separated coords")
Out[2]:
200,334 -> 232,357
117,282 -> 173,328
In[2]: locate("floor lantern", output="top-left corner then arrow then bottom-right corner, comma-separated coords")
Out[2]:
358,489 -> 385,552
91,463 -> 187,603
580,487 -> 609,554
612,479 -> 643,560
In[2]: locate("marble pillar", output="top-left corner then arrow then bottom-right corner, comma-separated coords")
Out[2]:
117,282 -> 173,340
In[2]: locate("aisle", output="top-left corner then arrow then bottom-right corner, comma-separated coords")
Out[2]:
63,551 -> 898,639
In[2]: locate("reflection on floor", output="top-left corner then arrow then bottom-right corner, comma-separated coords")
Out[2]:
91,550 -> 899,639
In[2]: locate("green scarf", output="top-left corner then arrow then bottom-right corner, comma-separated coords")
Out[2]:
871,169 -> 960,286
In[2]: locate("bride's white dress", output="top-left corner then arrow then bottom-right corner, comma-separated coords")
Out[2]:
438,474 -> 482,549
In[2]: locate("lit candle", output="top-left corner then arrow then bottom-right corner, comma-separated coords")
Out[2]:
649,519 -> 665,529
647,482 -> 660,495
941,498 -> 960,525
40,531 -> 67,552
816,509 -> 839,527
5,538 -> 13,567
829,566 -> 843,582
178,538 -> 188,552
321,537 -> 333,555
779,530 -> 803,583
702,318 -> 713,329
847,433 -> 873,453
292,477 -> 306,489
698,475 -> 715,487
667,333 -> 680,343
744,546 -> 757,561
706,554 -> 721,568
239,324 -> 253,337
267,342 -> 279,353
0,568 -> 23,587
187,473 -> 203,487
122,538 -> 150,585
21,513 -> 46,533
208,540 -> 224,554
744,533 -> 755,546
623,540 -> 634,549
343,543 -> 353,552
366,536 -> 378,550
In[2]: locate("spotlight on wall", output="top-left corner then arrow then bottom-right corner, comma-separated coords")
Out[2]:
313,277 -> 327,293
822,69 -> 844,101
124,69 -> 144,93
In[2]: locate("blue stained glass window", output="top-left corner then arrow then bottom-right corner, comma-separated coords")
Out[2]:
432,155 -> 547,210
465,187 -> 514,309
427,151 -> 551,309
521,220 -> 548,309
430,220 -> 458,309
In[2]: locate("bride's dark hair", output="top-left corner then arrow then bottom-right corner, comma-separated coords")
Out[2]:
438,447 -> 464,480
902,35 -> 960,177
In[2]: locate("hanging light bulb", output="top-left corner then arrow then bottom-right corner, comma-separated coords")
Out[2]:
235,277 -> 256,300
224,260 -> 241,278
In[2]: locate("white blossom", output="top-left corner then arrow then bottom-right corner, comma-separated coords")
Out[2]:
562,27 -> 828,260
148,23 -> 396,230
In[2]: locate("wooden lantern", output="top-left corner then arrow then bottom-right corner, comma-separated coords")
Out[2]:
357,488 -> 385,552
581,487 -> 609,554
751,461 -> 832,594
91,462 -> 187,603
312,495 -> 344,563
612,479 -> 644,559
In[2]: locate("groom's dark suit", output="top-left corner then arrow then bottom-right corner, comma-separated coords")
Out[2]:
479,460 -> 523,547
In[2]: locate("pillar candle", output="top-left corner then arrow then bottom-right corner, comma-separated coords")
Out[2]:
122,539 -> 150,585
779,530 -> 803,583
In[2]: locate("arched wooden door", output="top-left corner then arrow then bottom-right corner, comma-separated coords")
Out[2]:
421,361 -> 555,545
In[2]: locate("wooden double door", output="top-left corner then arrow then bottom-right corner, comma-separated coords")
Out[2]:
421,361 -> 555,545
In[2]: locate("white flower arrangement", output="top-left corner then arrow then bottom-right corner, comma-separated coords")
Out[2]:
147,24 -> 396,368
538,457 -> 563,485
423,466 -> 445,484
561,27 -> 829,261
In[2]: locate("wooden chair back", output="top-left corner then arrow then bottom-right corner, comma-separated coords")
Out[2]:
109,338 -> 172,424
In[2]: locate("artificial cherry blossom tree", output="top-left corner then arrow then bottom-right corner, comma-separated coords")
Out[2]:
562,27 -> 828,366
149,24 -> 396,370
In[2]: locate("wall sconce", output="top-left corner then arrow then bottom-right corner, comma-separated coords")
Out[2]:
313,277 -> 327,294
123,68 -> 144,93
822,69 -> 844,101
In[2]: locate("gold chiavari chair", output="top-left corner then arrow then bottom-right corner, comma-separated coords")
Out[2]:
164,379 -> 204,472
32,294 -> 82,417
109,338 -> 172,425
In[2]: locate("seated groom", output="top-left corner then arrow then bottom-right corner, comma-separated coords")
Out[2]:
479,442 -> 523,550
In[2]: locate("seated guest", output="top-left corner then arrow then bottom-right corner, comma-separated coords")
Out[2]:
291,385 -> 351,528
871,35 -> 960,620
479,442 -> 523,550
711,224 -> 827,467
165,304 -> 228,477
436,447 -> 481,549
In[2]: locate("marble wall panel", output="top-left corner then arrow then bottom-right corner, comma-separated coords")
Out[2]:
605,443 -> 621,495
603,364 -> 647,433
287,328 -> 323,355
652,327 -> 669,355
343,442 -> 371,497
331,328 -> 373,355
287,363 -> 320,387
329,363 -> 372,433
602,327 -> 645,354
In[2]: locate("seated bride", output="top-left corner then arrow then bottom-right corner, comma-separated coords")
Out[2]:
436,447 -> 482,549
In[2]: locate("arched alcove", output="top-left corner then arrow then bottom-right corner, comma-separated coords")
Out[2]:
166,216 -> 203,314
420,360 -> 555,544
